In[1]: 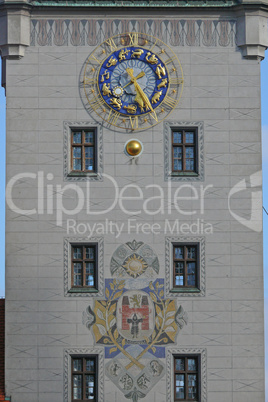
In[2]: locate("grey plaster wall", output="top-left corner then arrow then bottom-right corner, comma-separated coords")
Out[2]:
4,11 -> 264,402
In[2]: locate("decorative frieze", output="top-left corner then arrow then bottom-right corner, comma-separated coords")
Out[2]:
30,18 -> 237,48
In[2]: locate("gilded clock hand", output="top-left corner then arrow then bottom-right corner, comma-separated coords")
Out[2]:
122,71 -> 145,89
126,68 -> 158,121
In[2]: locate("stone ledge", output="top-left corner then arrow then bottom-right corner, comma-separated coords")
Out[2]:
0,4 -> 31,59
31,0 -> 240,7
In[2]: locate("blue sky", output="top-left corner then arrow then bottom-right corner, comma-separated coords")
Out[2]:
261,55 -> 268,398
0,55 -> 267,393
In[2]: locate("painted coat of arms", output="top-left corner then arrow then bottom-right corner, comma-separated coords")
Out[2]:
83,241 -> 188,401
83,278 -> 187,400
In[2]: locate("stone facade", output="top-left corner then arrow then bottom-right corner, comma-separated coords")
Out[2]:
1,1 -> 267,401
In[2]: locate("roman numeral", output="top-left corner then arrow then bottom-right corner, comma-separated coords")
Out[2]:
150,111 -> 158,122
165,56 -> 177,65
170,77 -> 184,85
162,96 -> 177,108
150,39 -> 159,52
89,55 -> 101,64
84,77 -> 95,86
129,116 -> 139,130
105,38 -> 117,52
89,96 -> 105,111
107,110 -> 120,125
129,33 -> 139,46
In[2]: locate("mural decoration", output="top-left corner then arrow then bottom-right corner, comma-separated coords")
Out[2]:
31,18 -> 236,48
83,277 -> 188,401
110,240 -> 159,278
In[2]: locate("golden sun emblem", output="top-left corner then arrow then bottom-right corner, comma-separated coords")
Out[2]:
122,254 -> 148,278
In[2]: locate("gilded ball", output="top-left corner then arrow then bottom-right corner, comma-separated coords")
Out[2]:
125,140 -> 142,157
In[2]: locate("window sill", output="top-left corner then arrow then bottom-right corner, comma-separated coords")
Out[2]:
170,288 -> 200,293
68,172 -> 98,177
170,172 -> 199,177
68,288 -> 99,293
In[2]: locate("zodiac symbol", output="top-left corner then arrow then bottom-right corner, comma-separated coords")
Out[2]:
123,104 -> 137,114
106,56 -> 117,68
145,52 -> 158,64
100,69 -> 110,82
157,78 -> 168,89
155,64 -> 166,79
119,48 -> 130,62
102,83 -> 112,97
131,49 -> 144,58
151,90 -> 162,104
110,97 -> 122,110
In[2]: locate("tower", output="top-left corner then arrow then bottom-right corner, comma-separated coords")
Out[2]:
0,0 -> 267,401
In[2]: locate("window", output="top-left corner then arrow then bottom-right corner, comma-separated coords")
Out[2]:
71,129 -> 96,173
173,244 -> 198,289
174,356 -> 199,401
164,122 -> 204,181
72,356 -> 97,401
64,237 -> 103,297
71,244 -> 97,290
172,129 -> 197,173
165,237 -> 205,297
64,122 -> 103,181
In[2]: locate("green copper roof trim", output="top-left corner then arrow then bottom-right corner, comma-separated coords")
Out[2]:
31,0 -> 240,7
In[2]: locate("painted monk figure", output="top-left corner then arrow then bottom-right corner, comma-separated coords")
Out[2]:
127,313 -> 143,338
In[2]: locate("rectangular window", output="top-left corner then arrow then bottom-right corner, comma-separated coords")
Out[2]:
172,129 -> 197,173
174,356 -> 199,401
71,129 -> 96,173
72,356 -> 97,401
71,244 -> 97,289
173,244 -> 198,288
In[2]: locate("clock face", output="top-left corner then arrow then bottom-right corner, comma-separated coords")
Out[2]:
80,33 -> 183,132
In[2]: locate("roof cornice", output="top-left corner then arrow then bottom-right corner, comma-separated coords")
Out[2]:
30,0 -> 240,7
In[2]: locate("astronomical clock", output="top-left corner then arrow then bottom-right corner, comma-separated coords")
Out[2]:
80,32 -> 183,131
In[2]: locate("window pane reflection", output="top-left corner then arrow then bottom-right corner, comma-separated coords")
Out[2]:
188,374 -> 197,399
175,358 -> 185,371
188,359 -> 197,371
174,147 -> 182,158
175,374 -> 185,399
86,359 -> 95,372
73,158 -> 81,170
74,247 -> 82,259
175,247 -> 183,259
86,247 -> 95,259
73,359 -> 82,371
185,132 -> 194,143
173,132 -> 182,143
85,131 -> 94,143
187,263 -> 196,286
85,375 -> 95,399
73,132 -> 82,144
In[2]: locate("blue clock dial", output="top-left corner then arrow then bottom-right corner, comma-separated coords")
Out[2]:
81,32 -> 183,131
98,47 -> 169,116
